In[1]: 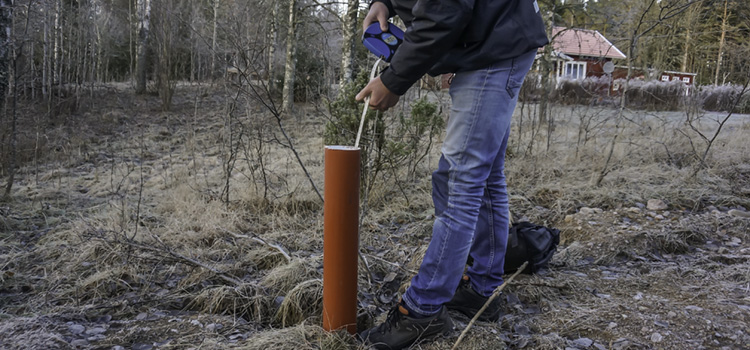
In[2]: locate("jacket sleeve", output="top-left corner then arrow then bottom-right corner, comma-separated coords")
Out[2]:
380,0 -> 476,95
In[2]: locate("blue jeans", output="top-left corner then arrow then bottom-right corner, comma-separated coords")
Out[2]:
402,50 -> 536,316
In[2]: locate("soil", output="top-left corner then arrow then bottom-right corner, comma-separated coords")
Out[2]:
0,84 -> 748,350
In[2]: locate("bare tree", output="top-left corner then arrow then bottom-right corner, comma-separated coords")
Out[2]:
135,0 -> 151,94
0,0 -> 11,113
281,0 -> 297,115
714,0 -> 728,85
340,0 -> 358,84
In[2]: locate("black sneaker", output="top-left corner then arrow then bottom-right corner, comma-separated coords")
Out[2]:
359,304 -> 453,350
445,276 -> 504,322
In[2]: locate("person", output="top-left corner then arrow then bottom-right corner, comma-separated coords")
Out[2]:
354,0 -> 548,349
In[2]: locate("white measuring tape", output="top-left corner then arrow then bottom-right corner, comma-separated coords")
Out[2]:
354,58 -> 383,149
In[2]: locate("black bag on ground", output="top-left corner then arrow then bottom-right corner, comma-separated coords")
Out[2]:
504,222 -> 560,274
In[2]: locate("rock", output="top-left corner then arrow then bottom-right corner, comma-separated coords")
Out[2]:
190,319 -> 203,327
625,207 -> 641,214
633,292 -> 643,301
635,202 -> 646,209
647,199 -> 668,211
136,312 -> 148,321
87,334 -> 106,341
112,346 -> 125,350
564,214 -> 576,223
655,215 -> 665,220
667,311 -> 677,318
611,338 -> 631,350
593,343 -> 606,350
685,305 -> 703,312
573,338 -> 594,348
132,344 -> 153,350
651,332 -> 663,342
71,339 -> 89,348
608,322 -> 618,329
579,207 -> 602,215
69,324 -> 85,334
85,327 -> 106,335
206,323 -> 223,332
728,209 -> 750,218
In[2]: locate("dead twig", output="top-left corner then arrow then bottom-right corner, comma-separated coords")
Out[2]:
452,261 -> 529,350
219,227 -> 292,263
120,234 -> 244,286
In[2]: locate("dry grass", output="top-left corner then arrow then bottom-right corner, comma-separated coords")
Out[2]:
1,85 -> 749,349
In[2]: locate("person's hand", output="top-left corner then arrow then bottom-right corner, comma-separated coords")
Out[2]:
356,76 -> 399,111
363,2 -> 389,32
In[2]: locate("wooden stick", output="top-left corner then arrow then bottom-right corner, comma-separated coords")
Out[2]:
451,261 -> 529,350
220,227 -> 292,263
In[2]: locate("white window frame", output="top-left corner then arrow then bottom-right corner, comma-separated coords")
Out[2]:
562,61 -> 587,80
661,75 -> 670,82
682,77 -> 691,83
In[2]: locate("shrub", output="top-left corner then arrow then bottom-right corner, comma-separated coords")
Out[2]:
697,84 -> 750,114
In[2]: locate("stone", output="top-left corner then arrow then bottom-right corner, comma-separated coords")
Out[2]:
647,199 -> 668,211
728,209 -> 750,218
85,327 -> 106,335
651,332 -> 663,342
633,292 -> 643,300
608,322 -> 618,329
206,323 -> 223,332
112,347 -> 125,350
573,338 -> 594,348
685,305 -> 703,312
625,207 -> 641,214
69,324 -> 85,334
71,339 -> 89,348
579,207 -> 602,215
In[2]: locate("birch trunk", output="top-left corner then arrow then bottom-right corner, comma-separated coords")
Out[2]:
268,0 -> 278,90
714,0 -> 728,86
281,0 -> 297,115
135,0 -> 151,94
0,0 -> 11,113
1,0 -> 13,197
340,0 -> 358,84
211,0 -> 218,78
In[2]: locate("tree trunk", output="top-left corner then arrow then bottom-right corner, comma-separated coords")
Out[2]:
281,0 -> 297,115
268,0 -> 278,90
714,0 -> 728,86
0,0 -> 11,113
211,0 -> 218,79
340,0 -> 358,84
135,0 -> 151,94
1,0 -> 13,197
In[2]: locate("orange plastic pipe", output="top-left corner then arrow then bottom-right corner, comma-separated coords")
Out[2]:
323,145 -> 360,334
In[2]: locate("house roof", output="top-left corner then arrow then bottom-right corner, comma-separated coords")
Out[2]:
550,27 -> 626,60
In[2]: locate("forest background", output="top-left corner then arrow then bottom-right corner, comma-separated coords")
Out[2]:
0,0 -> 749,349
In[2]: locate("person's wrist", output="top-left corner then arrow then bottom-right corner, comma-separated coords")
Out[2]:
369,0 -> 393,18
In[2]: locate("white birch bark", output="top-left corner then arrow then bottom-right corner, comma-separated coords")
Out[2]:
268,0 -> 278,90
0,0 -> 11,111
135,0 -> 151,94
340,0 -> 358,84
714,0 -> 728,86
211,0 -> 218,78
281,0 -> 297,114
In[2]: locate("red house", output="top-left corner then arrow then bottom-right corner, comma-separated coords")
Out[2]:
548,26 -> 626,80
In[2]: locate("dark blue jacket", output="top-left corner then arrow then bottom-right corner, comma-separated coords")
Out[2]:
372,0 -> 549,95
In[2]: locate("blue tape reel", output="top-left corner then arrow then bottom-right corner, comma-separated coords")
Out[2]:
362,23 -> 404,62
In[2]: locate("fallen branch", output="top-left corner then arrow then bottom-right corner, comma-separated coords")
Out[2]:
220,227 -> 292,263
452,261 -> 528,350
